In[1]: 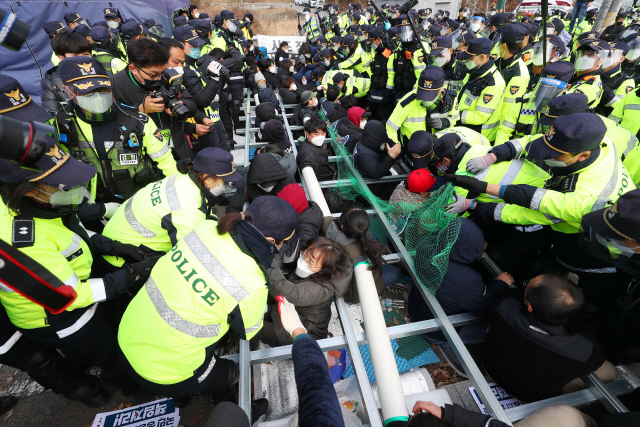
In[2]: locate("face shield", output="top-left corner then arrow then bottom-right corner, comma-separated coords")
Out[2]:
627,38 -> 640,61
34,182 -> 95,213
440,25 -> 449,35
421,19 -> 430,30
537,25 -> 555,39
432,49 -> 451,67
603,48 -> 625,69
532,41 -> 559,66
575,48 -> 607,72
470,16 -> 484,33
399,25 -> 414,42
620,24 -> 640,40
524,77 -> 568,113
450,29 -> 464,50
149,25 -> 164,38
579,226 -> 640,265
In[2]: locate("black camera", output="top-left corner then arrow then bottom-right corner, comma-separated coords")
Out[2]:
147,69 -> 190,122
0,116 -> 54,168
0,10 -> 30,51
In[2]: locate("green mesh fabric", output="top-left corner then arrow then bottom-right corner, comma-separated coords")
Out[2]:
321,112 -> 461,294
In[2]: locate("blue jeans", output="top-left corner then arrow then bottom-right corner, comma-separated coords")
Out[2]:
422,319 -> 489,346
569,2 -> 589,33
382,264 -> 404,287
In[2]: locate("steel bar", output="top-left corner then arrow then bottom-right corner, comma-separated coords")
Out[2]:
582,373 -> 629,414
238,339 -> 252,418
318,175 -> 409,188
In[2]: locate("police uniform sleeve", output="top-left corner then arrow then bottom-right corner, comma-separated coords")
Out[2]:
608,92 -> 625,124
143,120 -> 178,176
494,97 -> 521,145
386,100 -> 410,144
339,47 -> 363,70
609,77 -> 636,109
386,53 -> 396,93
161,205 -> 207,247
476,200 -> 560,226
568,77 -> 602,107
460,83 -> 504,126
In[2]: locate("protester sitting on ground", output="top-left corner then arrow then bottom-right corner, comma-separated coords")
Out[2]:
255,143 -> 297,178
255,102 -> 280,141
277,59 -> 295,82
258,87 -> 279,109
261,118 -> 294,154
258,57 -> 280,88
41,30 -> 92,115
278,184 -> 324,250
353,120 -> 403,200
339,106 -> 370,152
482,273 -> 617,402
252,237 -> 352,347
296,117 -> 335,182
279,77 -> 300,104
320,85 -> 341,117
246,152 -> 297,202
409,218 -> 514,374
293,90 -> 320,128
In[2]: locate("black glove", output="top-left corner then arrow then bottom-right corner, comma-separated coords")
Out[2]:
444,174 -> 488,199
126,256 -> 162,286
427,117 -> 443,129
110,242 -> 146,263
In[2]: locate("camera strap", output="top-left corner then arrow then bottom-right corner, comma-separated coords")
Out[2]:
3,230 -> 77,314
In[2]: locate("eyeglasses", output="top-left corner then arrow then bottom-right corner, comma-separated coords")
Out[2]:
135,65 -> 161,80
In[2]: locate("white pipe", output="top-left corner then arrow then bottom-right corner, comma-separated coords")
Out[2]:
301,166 -> 408,423
254,93 -> 260,107
353,263 -> 408,423
301,167 -> 331,216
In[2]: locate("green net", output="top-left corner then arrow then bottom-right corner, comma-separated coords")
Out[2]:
320,112 -> 461,294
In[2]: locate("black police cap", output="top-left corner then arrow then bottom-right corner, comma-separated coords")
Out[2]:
103,8 -> 119,18
64,12 -> 82,25
462,37 -> 492,57
582,189 -> 640,242
0,75 -> 52,123
121,21 -> 148,38
428,25 -> 441,37
417,66 -> 445,102
369,26 -> 384,39
173,15 -> 188,27
541,61 -> 574,83
501,23 -> 528,43
528,112 -> 605,160
58,56 -> 112,94
431,35 -> 452,51
577,30 -> 600,42
173,25 -> 207,47
90,26 -> 111,45
43,21 -> 65,36
73,24 -> 90,38
490,12 -> 510,28
407,131 -> 434,169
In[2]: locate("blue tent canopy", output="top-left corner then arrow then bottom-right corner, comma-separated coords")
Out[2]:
0,0 -> 189,104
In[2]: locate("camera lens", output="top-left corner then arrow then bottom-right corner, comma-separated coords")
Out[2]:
168,99 -> 189,122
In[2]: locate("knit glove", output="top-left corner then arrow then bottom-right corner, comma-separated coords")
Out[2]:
445,193 -> 476,214
426,117 -> 451,130
110,242 -> 146,263
103,202 -> 121,219
466,153 -> 497,174
276,296 -> 307,336
444,174 -> 488,195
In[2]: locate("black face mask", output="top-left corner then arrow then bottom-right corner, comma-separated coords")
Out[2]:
142,78 -> 162,90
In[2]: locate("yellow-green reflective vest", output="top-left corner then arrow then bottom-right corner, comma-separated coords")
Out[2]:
459,64 -> 506,142
118,220 -> 268,384
435,126 -> 490,147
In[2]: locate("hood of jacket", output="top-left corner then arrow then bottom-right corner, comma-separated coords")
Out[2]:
299,200 -> 324,229
327,103 -> 348,122
359,120 -> 390,152
258,88 -> 279,106
256,102 -> 279,123
347,106 -> 365,127
247,152 -> 290,185
263,119 -> 291,150
449,218 -> 485,265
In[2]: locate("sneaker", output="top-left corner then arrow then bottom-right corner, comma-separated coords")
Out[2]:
385,283 -> 408,295
0,396 -> 17,416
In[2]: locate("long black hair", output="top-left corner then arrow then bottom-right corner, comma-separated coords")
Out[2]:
339,205 -> 388,272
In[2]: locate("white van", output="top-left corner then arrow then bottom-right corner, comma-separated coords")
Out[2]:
518,0 -> 575,15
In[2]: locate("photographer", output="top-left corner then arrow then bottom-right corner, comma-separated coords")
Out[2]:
111,38 -> 198,160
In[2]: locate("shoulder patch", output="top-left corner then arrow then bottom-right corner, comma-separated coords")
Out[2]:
574,89 -> 583,94
153,129 -> 163,141
12,219 -> 34,248
626,86 -> 634,94
510,86 -> 520,95
483,94 -> 494,104
400,93 -> 417,108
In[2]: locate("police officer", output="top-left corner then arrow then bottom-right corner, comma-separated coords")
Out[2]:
0,138 -> 157,398
90,26 -> 126,75
571,8 -> 597,39
102,148 -> 245,268
447,113 -> 634,236
495,24 -> 530,124
389,15 -> 429,101
528,35 -> 567,92
43,21 -> 68,67
386,66 -> 457,144
300,7 -> 322,44
405,131 -> 434,170
338,34 -> 372,77
596,41 -> 636,117
495,61 -> 574,145
457,38 -> 506,143
367,26 -> 394,121
211,10 -> 240,52
332,72 -> 370,98
143,19 -> 164,40
456,7 -> 469,25
64,12 -> 84,30
117,196 -> 298,409
568,39 -> 608,106
56,57 -> 177,204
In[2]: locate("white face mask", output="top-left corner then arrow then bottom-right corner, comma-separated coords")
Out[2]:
465,59 -> 478,70
208,180 -> 236,197
308,98 -> 318,107
269,66 -> 276,74
257,183 -> 275,192
359,120 -> 367,129
107,20 -> 119,29
291,84 -> 297,91
289,66 -> 295,72
302,77 -> 307,84
75,92 -> 113,114
470,22 -> 482,32
463,12 -> 468,17
227,21 -> 237,33
490,11 -> 496,16
169,66 -> 184,75
310,135 -> 325,146
575,54 -> 597,71
434,52 -> 450,67
295,257 -> 314,278
194,12 -> 200,18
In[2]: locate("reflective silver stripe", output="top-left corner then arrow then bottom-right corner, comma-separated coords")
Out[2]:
228,76 -> 244,80
406,116 -> 426,123
482,121 -> 499,130
370,95 -> 383,100
184,231 -> 249,302
591,142 -> 619,212
0,283 -> 14,293
245,311 -> 265,335
498,160 -> 524,186
386,84 -> 394,90
504,97 -> 515,103
387,121 -> 400,131
623,104 -> 640,111
149,143 -> 171,159
530,188 -> 547,210
57,303 -> 98,339
64,273 -> 80,288
461,111 -> 468,123
125,198 -> 157,238
510,139 -> 524,155
608,114 -> 622,123
476,106 -> 495,114
90,278 -> 106,303
197,356 -> 217,383
493,203 -> 506,222
387,68 -> 394,72
502,120 -> 516,129
77,140 -> 117,150
463,90 -> 478,102
146,277 -> 221,338
414,64 -> 426,70
165,175 -> 181,212
543,213 -> 564,224
0,331 -> 21,355
361,61 -> 371,68
61,234 -> 82,258
605,95 -> 621,107
624,134 -> 637,158
556,256 -> 617,273
362,79 -> 367,92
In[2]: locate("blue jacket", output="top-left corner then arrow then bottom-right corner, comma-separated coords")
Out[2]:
408,218 -> 510,340
293,334 -> 345,427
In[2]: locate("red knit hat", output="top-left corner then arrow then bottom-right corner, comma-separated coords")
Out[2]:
408,169 -> 438,193
277,183 -> 309,214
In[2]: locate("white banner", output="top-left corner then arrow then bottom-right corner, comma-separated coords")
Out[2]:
255,34 -> 308,55
91,398 -> 180,427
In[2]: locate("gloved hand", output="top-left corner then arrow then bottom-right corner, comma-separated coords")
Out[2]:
445,193 -> 475,214
126,256 -> 162,286
444,174 -> 488,196
427,117 -> 443,129
207,61 -> 229,77
103,202 -> 121,219
276,296 -> 307,336
110,241 -> 146,263
466,153 -> 497,174
384,21 -> 391,30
